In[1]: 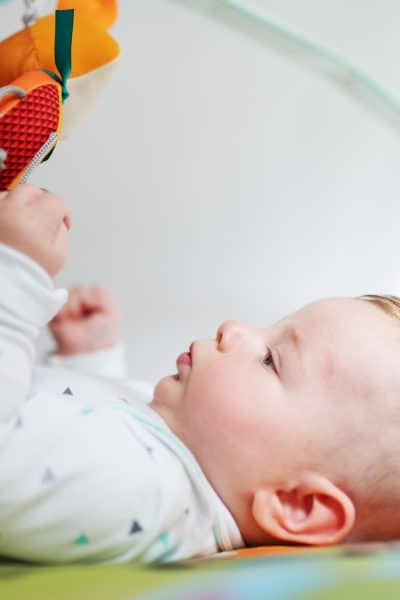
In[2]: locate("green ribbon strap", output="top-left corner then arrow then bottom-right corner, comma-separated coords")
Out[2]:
43,9 -> 74,103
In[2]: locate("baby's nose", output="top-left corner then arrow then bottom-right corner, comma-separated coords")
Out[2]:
216,320 -> 253,352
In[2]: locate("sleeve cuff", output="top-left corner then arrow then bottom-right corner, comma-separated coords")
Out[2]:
0,243 -> 67,327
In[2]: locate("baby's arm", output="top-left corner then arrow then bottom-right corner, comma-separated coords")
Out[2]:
0,186 -> 69,421
47,285 -> 129,379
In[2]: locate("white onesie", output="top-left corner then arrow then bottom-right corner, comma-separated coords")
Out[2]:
0,243 -> 243,564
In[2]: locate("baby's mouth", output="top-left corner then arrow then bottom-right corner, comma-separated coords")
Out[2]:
176,351 -> 192,368
174,345 -> 193,380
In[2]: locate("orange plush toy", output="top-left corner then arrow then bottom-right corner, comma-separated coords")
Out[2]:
0,1 -> 119,190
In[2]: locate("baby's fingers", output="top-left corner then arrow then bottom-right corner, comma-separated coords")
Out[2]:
53,285 -> 87,321
90,285 -> 122,322
77,286 -> 107,314
81,286 -> 114,313
68,286 -> 88,316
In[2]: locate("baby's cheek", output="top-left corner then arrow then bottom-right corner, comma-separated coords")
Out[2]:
185,365 -> 256,436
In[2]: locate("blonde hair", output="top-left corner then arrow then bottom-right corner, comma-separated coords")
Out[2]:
359,294 -> 400,321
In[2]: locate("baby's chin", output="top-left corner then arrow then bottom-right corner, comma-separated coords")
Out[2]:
151,374 -> 183,420
150,375 -> 183,437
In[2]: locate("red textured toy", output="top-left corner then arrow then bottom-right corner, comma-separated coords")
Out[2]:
0,70 -> 62,190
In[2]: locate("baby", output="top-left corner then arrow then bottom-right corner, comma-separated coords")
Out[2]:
0,184 -> 399,564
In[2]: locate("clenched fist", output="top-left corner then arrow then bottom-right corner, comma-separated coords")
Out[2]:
49,285 -> 122,356
0,184 -> 70,277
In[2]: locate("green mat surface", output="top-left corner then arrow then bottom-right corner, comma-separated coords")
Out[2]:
1,544 -> 400,599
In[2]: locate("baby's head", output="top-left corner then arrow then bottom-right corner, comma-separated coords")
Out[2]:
151,296 -> 400,546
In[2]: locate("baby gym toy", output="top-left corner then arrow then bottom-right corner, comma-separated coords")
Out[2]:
0,0 -> 119,190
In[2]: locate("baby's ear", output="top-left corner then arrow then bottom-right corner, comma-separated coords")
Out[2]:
251,474 -> 355,545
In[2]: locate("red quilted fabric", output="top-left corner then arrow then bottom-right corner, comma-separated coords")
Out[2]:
0,85 -> 60,190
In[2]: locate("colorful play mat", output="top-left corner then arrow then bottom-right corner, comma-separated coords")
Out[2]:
1,543 -> 400,599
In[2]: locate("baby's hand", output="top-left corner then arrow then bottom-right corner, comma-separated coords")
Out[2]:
0,185 -> 70,277
49,285 -> 122,355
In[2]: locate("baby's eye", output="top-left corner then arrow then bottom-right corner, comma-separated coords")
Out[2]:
262,348 -> 276,371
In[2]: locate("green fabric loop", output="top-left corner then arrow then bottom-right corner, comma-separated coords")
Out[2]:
53,9 -> 74,103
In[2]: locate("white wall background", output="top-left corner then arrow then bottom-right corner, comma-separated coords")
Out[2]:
1,0 -> 400,383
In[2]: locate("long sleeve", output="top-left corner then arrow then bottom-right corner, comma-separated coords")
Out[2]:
0,243 -> 67,421
45,341 -> 129,379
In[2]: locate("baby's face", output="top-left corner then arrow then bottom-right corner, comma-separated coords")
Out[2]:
151,297 -> 400,540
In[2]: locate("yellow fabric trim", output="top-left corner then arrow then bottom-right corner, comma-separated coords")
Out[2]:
33,15 -> 120,77
57,0 -> 118,29
0,14 -> 120,86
